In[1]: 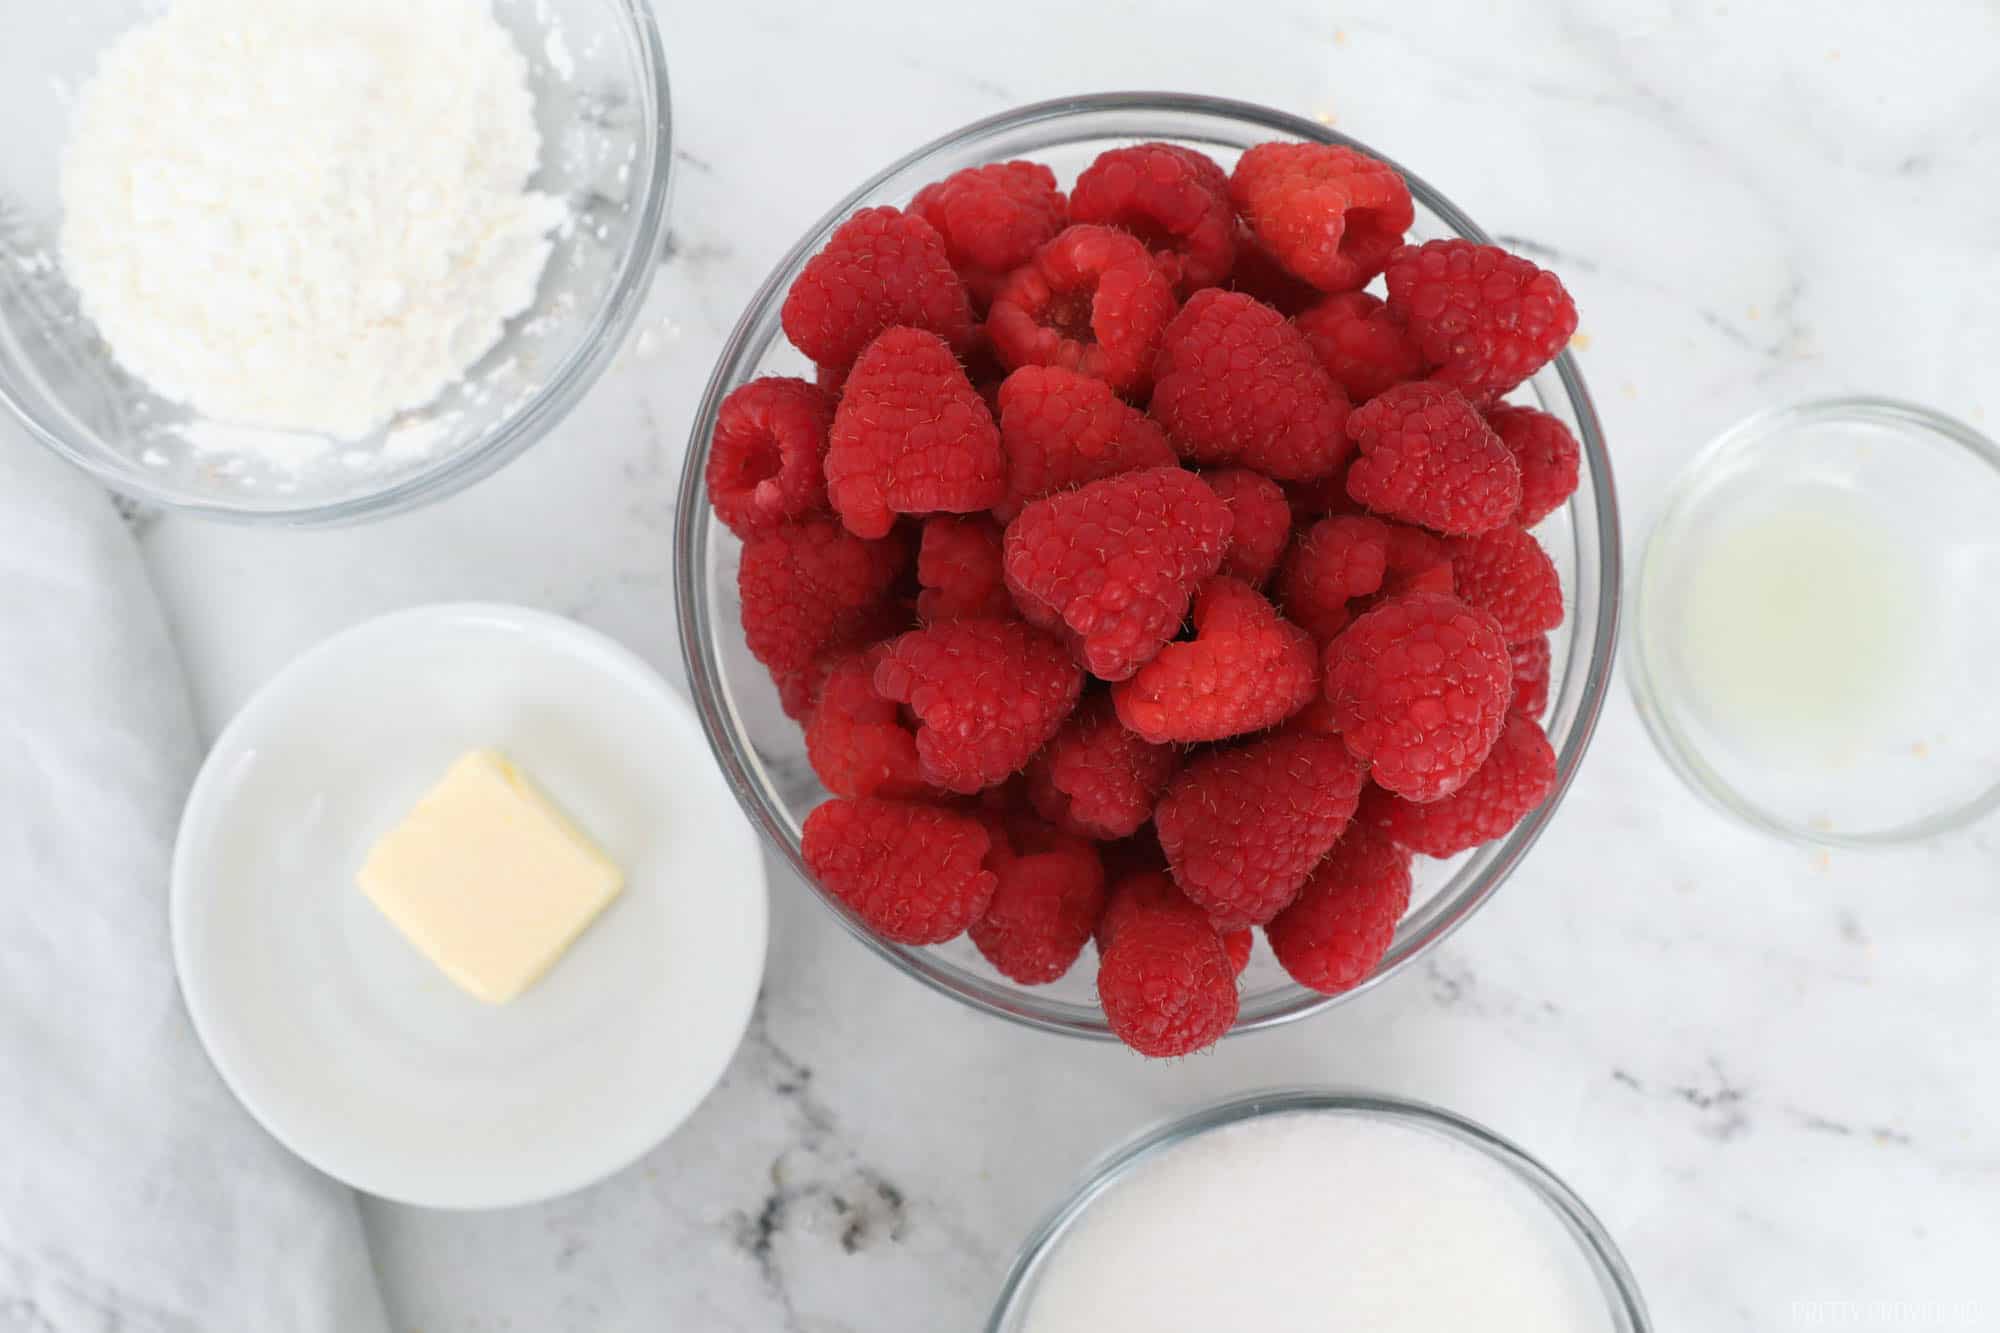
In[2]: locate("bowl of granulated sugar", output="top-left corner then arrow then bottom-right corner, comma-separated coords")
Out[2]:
0,0 -> 670,523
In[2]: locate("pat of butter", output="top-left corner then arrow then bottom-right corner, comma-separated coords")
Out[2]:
358,749 -> 623,1003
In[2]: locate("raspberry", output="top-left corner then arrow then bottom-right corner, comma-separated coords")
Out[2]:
1344,382 -> 1521,536
1096,889 -> 1239,1057
1485,405 -> 1582,527
1154,731 -> 1366,930
802,797 -> 997,945
1446,526 -> 1563,644
1294,291 -> 1424,403
705,376 -> 835,537
1286,692 -> 1345,737
993,365 -> 1176,520
874,619 -> 1083,794
824,327 -> 1006,539
1226,223 -> 1321,316
1362,711 -> 1556,857
1223,927 -> 1253,976
1377,521 -> 1456,599
1509,634 -> 1551,718
1277,515 -> 1390,643
1026,694 -> 1178,840
1069,143 -> 1236,293
781,206 -> 974,375
1265,822 -> 1412,994
916,515 -> 1013,622
1228,143 -> 1414,292
1281,467 -> 1364,525
1112,576 -> 1319,743
1325,592 -> 1511,802
1203,469 -> 1291,586
969,835 -> 1106,984
772,654 -> 837,723
986,224 -> 1177,396
1002,466 -> 1233,682
1094,869 -> 1191,952
910,161 -> 1068,308
1384,239 -> 1578,402
1150,290 -> 1352,481
804,651 -> 925,799
738,517 -> 909,678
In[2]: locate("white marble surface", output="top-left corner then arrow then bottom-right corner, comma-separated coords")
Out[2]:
126,0 -> 1998,1328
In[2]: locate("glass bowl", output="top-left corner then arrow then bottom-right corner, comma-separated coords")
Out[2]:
675,93 -> 1620,1040
985,1088 -> 1652,1331
0,0 -> 670,524
1631,397 -> 2000,845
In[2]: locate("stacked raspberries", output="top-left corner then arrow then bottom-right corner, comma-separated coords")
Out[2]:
709,138 -> 1581,1058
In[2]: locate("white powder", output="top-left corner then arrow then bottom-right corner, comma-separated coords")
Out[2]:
59,0 -> 568,445
1020,1112 -> 1617,1332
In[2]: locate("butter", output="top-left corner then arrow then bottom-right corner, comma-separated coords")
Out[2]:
358,749 -> 624,1003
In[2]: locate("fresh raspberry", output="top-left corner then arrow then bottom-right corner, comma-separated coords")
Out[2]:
802,797 -> 997,945
706,377 -> 836,537
1149,290 -> 1352,481
1361,712 -> 1556,857
1509,634 -> 1551,718
1344,382 -> 1521,536
969,835 -> 1106,984
1112,576 -> 1318,743
873,619 -> 1083,794
1225,223 -> 1321,316
1281,466 -> 1365,525
1094,869 -> 1191,952
1154,732 -> 1366,930
993,365 -> 1176,520
781,206 -> 974,375
1485,405 -> 1582,526
1294,291 -> 1424,403
772,654 -> 836,723
1228,143 -> 1414,292
1026,694 -> 1178,840
985,224 -> 1177,396
1003,466 -> 1233,682
1265,822 -> 1412,994
1384,239 -> 1578,402
1223,927 -> 1253,977
1376,521 -> 1456,599
738,517 -> 909,678
1286,692 -> 1345,737
1446,526 -> 1564,644
1277,515 -> 1390,643
1096,889 -> 1239,1058
1203,469 -> 1291,586
916,515 -> 1012,622
1325,592 -> 1511,803
814,359 -> 848,399
910,161 -> 1068,308
804,651 -> 925,799
1069,143 -> 1236,292
824,327 -> 1006,539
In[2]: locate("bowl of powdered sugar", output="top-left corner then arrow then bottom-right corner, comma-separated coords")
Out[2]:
0,0 -> 670,522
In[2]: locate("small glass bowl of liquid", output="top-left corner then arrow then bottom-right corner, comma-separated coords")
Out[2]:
1632,398 -> 2000,845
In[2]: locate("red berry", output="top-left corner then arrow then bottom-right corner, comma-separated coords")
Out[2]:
1223,928 -> 1253,977
705,376 -> 835,537
1345,382 -> 1521,536
738,517 -> 909,678
824,327 -> 1005,539
1069,142 -> 1236,293
1096,889 -> 1239,1057
993,365 -> 1176,520
1095,869 -> 1192,952
1204,468 -> 1292,586
1510,634 -> 1552,718
781,206 -> 974,375
910,161 -> 1068,308
1446,526 -> 1564,645
1362,711 -> 1557,857
1225,222 -> 1321,316
1384,239 -> 1578,403
986,224 -> 1177,396
1376,521 -> 1456,599
1485,405 -> 1582,527
1265,822 -> 1412,994
804,650 -> 926,799
970,835 -> 1107,984
1150,290 -> 1352,481
1228,143 -> 1414,292
1294,290 -> 1424,403
1027,694 -> 1178,840
916,515 -> 1013,622
874,619 -> 1083,794
1277,515 -> 1390,643
1281,466 -> 1365,525
772,654 -> 838,724
1155,731 -> 1366,930
1113,576 -> 1318,743
1325,592 -> 1511,803
802,797 -> 998,945
1003,466 -> 1233,682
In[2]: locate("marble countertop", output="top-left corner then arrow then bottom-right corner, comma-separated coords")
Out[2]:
134,1 -> 1997,1328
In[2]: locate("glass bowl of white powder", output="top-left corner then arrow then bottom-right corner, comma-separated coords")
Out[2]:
0,0 -> 670,523
988,1089 -> 1651,1332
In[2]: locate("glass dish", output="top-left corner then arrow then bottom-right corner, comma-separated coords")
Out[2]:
675,92 -> 1621,1040
0,0 -> 671,524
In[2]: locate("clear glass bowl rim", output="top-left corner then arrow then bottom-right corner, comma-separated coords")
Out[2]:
983,1086 -> 1653,1332
0,0 -> 674,527
674,90 -> 1622,1041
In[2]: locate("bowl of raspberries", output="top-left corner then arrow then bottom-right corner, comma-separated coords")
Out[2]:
674,93 -> 1618,1058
